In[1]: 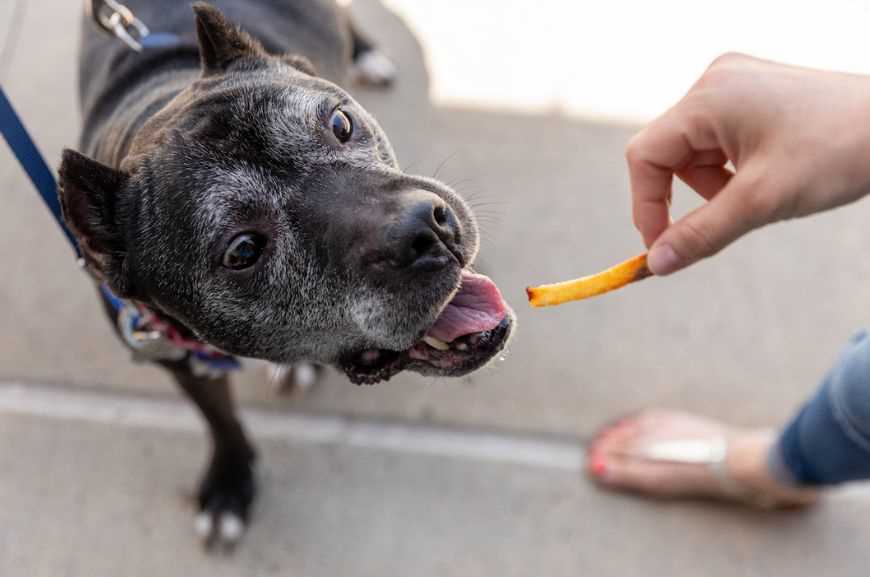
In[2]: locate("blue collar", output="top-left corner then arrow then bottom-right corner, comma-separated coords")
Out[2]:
100,283 -> 241,376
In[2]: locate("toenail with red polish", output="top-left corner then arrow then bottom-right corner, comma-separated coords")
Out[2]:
590,455 -> 608,478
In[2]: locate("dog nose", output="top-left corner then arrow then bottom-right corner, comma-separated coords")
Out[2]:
390,192 -> 460,272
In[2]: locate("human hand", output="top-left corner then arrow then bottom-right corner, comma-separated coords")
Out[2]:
627,53 -> 870,275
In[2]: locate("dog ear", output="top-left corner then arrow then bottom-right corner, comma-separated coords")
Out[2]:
192,2 -> 265,74
58,149 -> 132,294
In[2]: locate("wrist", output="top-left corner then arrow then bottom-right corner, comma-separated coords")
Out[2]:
837,72 -> 870,201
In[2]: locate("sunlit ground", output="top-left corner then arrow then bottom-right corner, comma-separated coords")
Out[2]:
383,0 -> 870,124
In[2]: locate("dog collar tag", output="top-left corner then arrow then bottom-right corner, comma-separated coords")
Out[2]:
117,306 -> 187,362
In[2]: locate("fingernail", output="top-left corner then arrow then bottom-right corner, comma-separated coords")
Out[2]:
647,243 -> 680,276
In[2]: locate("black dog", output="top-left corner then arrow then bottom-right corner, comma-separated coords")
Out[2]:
59,0 -> 514,548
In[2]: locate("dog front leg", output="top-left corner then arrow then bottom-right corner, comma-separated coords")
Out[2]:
162,361 -> 257,551
348,19 -> 396,87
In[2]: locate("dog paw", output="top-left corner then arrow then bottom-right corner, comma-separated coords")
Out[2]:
270,362 -> 322,397
352,49 -> 397,88
194,455 -> 256,552
195,510 -> 246,549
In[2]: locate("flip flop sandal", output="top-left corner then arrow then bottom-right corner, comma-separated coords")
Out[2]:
626,437 -> 781,509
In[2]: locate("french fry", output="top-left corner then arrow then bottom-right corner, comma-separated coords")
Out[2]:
526,254 -> 652,308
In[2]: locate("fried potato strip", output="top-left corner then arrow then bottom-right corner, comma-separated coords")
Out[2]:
527,254 -> 652,307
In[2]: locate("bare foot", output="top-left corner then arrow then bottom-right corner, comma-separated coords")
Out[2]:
587,410 -> 818,508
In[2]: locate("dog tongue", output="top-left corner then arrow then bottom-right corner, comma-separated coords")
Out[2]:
426,271 -> 507,343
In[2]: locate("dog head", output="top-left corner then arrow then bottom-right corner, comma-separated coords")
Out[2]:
59,4 -> 514,384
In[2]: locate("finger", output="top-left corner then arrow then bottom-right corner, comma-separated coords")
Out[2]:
676,164 -> 734,201
627,112 -> 719,247
688,149 -> 728,169
647,170 -> 758,275
627,127 -> 681,247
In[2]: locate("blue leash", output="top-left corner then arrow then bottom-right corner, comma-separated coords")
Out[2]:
0,87 -> 81,256
0,24 -> 180,259
2,2 -> 236,373
140,33 -> 181,50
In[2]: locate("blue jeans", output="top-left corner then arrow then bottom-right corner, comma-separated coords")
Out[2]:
771,330 -> 870,486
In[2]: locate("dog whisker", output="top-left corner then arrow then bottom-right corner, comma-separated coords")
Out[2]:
445,178 -> 483,193
401,157 -> 423,174
432,151 -> 460,181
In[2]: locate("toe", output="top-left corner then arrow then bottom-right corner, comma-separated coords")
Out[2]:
353,49 -> 397,87
194,511 -> 215,542
583,410 -> 817,507
218,512 -> 246,549
293,362 -> 318,390
596,455 -> 671,495
585,410 -> 733,497
271,362 -> 321,397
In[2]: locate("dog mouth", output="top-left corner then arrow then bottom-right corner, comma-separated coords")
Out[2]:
341,270 -> 514,384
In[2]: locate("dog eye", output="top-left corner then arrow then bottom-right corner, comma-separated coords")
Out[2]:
330,108 -> 353,143
223,233 -> 265,270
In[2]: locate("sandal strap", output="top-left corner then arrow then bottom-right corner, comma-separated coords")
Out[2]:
634,437 -> 778,509
636,438 -> 727,464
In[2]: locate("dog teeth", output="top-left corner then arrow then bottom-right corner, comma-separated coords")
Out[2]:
454,342 -> 469,351
422,335 -> 450,351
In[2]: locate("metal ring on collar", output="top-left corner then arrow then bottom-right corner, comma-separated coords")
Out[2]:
87,0 -> 150,52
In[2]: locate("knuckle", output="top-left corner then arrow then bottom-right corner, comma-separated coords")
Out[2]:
679,106 -> 710,141
696,52 -> 749,90
707,51 -> 748,72
625,135 -> 644,165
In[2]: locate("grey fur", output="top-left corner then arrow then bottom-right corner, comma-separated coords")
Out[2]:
60,1 -> 513,381
54,0 -> 515,547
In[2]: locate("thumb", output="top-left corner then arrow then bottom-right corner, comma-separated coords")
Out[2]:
647,173 -> 762,276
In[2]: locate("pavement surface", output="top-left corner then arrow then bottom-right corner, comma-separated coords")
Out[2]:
3,383 -> 870,577
2,0 -> 870,575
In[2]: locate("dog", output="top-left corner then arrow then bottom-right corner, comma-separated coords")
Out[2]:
59,0 -> 515,549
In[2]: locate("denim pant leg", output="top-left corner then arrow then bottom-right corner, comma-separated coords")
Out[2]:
771,330 -> 870,486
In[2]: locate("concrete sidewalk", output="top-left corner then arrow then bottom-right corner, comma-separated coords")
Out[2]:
2,382 -> 869,577
2,0 -> 870,574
